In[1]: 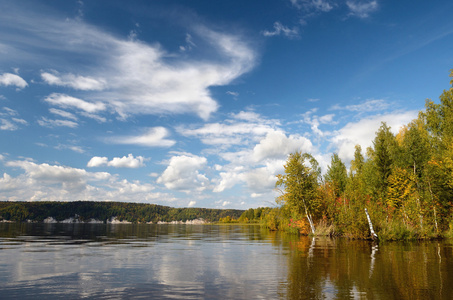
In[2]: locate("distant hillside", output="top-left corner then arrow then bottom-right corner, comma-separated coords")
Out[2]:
0,201 -> 244,223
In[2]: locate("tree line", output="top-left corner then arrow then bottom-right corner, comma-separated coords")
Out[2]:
244,70 -> 453,240
0,201 -> 244,223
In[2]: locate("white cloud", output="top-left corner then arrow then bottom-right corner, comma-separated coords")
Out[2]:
179,33 -> 196,52
212,131 -> 305,194
332,99 -> 389,112
319,114 -> 335,123
157,154 -> 209,192
226,91 -> 239,100
109,127 -> 176,147
38,117 -> 78,128
291,0 -> 334,12
301,109 -> 337,137
262,22 -> 299,38
0,172 -> 21,191
108,154 -> 146,168
1,107 -> 18,116
6,160 -> 91,192
12,118 -> 27,125
87,154 -> 146,168
55,144 -> 85,153
346,0 -> 378,18
49,108 -> 78,121
242,167 -> 278,193
0,119 -> 17,130
213,167 -> 244,193
44,93 -> 106,113
3,10 -> 257,120
87,156 -> 108,167
0,108 -> 28,130
1,160 -> 165,203
0,73 -> 28,89
231,111 -> 263,122
41,71 -> 107,91
178,111 -> 279,148
331,111 -> 418,163
252,130 -> 313,162
187,200 -> 196,207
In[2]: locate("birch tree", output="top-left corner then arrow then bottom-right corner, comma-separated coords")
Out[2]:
276,152 -> 321,234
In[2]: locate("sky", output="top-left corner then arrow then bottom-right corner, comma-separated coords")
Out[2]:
1,0 -> 453,209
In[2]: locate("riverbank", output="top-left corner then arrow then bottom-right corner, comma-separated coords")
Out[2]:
0,201 -> 243,224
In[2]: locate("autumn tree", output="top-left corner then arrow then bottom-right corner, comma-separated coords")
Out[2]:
276,152 -> 321,234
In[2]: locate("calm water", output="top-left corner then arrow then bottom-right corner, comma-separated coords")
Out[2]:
0,223 -> 452,299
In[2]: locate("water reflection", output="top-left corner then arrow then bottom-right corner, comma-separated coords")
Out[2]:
283,236 -> 453,299
1,223 -> 453,299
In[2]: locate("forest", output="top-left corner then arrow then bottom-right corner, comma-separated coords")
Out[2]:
239,70 -> 453,240
0,201 -> 244,223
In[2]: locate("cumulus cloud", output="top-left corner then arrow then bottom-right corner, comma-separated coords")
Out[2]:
1,159 -> 165,203
87,156 -> 108,168
0,172 -> 21,191
6,160 -> 93,192
157,154 -> 209,192
109,127 -> 176,147
87,154 -> 146,168
331,110 -> 418,163
213,131 -> 307,194
262,22 -> 299,38
242,167 -> 278,193
252,130 -> 313,161
187,200 -> 196,207
41,71 -> 107,91
346,0 -> 378,18
214,161 -> 283,195
0,73 -> 28,89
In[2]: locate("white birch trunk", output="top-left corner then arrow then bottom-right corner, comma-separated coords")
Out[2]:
304,203 -> 315,235
365,208 -> 378,240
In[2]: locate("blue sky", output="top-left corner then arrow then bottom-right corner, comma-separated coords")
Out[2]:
1,0 -> 453,209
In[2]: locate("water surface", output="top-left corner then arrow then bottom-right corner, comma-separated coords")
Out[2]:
0,223 -> 452,299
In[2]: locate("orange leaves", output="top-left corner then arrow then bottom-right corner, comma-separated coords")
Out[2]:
289,218 -> 310,235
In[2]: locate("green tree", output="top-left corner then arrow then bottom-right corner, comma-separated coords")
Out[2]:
325,153 -> 348,198
276,152 -> 321,234
371,122 -> 399,194
350,145 -> 365,177
424,70 -> 453,148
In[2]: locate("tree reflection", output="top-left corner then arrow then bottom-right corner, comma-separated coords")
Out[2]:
282,236 -> 453,299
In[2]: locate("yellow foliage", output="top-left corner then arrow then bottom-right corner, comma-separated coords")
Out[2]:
386,168 -> 416,209
396,125 -> 408,147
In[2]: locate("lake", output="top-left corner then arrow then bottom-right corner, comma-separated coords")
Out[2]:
0,223 -> 452,299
